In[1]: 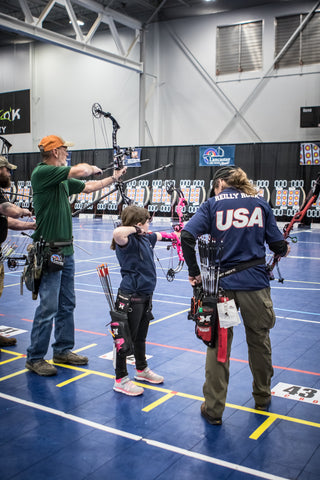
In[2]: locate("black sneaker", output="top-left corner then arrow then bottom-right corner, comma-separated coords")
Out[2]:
200,402 -> 222,425
25,359 -> 57,376
255,398 -> 271,411
53,351 -> 88,365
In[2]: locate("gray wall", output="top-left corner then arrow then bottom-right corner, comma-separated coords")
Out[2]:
0,1 -> 319,153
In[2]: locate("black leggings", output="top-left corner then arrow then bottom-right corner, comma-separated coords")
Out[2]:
115,297 -> 153,379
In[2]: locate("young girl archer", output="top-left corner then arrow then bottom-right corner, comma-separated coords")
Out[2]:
111,205 -> 173,396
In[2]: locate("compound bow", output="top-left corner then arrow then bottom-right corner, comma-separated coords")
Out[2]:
157,181 -> 188,281
267,172 -> 320,282
73,104 -> 173,216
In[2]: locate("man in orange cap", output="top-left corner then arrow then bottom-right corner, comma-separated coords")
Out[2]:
25,135 -> 126,376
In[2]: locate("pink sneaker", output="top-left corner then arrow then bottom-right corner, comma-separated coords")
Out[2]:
113,376 -> 144,396
134,367 -> 164,384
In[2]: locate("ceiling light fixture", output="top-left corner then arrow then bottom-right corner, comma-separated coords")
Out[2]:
69,20 -> 84,26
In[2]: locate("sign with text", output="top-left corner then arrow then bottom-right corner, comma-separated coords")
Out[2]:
124,147 -> 142,167
199,145 -> 235,167
0,89 -> 30,135
99,351 -> 152,365
0,325 -> 27,337
272,382 -> 320,405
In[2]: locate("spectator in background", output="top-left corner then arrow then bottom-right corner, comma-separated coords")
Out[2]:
0,155 -> 36,347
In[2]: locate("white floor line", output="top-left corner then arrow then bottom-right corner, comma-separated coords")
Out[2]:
0,392 -> 290,480
271,286 -> 320,291
143,439 -> 291,480
0,392 -> 141,441
276,316 -> 320,325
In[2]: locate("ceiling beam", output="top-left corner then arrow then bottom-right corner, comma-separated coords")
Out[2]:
0,12 -> 143,72
71,0 -> 142,30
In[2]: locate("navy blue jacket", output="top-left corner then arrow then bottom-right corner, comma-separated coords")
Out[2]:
116,232 -> 158,295
183,187 -> 284,290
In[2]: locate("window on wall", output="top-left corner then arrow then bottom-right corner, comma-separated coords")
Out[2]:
216,21 -> 263,75
275,12 -> 320,68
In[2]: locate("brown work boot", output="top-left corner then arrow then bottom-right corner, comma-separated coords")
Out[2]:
0,334 -> 17,347
200,402 -> 222,425
25,359 -> 57,376
53,351 -> 88,365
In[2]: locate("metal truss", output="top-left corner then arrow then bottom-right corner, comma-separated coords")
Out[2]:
0,0 -> 143,72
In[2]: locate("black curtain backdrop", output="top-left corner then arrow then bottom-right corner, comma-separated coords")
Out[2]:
8,142 -> 320,220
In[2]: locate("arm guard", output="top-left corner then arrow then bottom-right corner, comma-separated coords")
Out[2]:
269,240 -> 289,257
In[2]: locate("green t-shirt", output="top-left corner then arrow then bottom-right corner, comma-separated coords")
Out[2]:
31,163 -> 85,255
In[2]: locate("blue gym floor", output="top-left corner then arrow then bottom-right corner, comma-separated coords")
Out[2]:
1,217 -> 320,480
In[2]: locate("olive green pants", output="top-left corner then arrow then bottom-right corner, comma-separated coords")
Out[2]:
203,287 -> 275,418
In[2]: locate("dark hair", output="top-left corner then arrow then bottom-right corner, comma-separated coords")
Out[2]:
120,205 -> 150,226
210,166 -> 257,196
110,205 -> 150,250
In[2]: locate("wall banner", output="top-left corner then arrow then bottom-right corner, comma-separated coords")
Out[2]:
0,89 -> 30,135
125,147 -> 141,167
199,145 -> 235,167
300,143 -> 320,165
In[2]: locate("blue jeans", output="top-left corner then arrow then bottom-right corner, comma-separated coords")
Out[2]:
27,255 -> 76,362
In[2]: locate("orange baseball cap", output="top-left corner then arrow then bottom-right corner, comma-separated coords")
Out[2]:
38,135 -> 74,152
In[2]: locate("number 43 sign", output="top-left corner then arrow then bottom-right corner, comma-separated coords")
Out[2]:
272,382 -> 320,405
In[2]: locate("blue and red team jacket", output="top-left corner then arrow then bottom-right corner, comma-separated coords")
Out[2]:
183,187 -> 285,291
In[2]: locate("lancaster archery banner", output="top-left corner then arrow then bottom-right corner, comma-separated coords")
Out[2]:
300,143 -> 320,165
0,89 -> 30,135
199,145 -> 235,167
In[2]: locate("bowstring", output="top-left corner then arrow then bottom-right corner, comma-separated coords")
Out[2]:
92,115 -> 110,151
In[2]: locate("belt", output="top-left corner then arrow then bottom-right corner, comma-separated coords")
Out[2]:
130,294 -> 152,303
219,257 -> 266,279
45,241 -> 73,247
